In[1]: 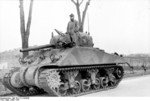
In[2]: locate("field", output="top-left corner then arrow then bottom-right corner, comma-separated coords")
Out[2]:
0,49 -> 150,96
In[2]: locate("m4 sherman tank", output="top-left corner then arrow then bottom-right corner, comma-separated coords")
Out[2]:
3,30 -> 127,96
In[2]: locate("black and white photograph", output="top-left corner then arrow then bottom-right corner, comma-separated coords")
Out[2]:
0,0 -> 150,100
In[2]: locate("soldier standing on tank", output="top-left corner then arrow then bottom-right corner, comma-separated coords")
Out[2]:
66,13 -> 79,45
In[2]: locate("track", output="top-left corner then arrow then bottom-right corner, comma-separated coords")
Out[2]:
38,63 -> 124,96
2,63 -> 124,97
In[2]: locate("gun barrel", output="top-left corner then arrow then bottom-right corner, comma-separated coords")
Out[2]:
20,44 -> 55,52
55,29 -> 65,36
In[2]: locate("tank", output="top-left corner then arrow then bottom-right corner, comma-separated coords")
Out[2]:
2,29 -> 128,96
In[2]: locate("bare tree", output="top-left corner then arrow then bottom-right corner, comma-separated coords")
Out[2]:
71,0 -> 91,32
19,0 -> 33,58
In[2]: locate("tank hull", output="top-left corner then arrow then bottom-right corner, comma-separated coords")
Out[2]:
3,47 -> 125,96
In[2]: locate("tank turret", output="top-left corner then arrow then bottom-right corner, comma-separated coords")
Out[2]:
20,29 -> 94,53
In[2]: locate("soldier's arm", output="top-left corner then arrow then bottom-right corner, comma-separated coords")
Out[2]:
67,22 -> 69,33
75,20 -> 79,32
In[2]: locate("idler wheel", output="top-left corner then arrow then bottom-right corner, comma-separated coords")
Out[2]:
72,81 -> 81,94
10,71 -> 23,88
116,68 -> 122,78
100,77 -> 108,88
80,79 -> 91,92
91,78 -> 100,90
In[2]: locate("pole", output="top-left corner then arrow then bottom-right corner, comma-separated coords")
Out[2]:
87,12 -> 90,34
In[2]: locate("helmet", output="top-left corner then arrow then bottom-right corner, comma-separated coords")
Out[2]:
69,13 -> 74,17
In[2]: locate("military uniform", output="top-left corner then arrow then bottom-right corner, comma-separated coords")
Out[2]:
67,14 -> 79,44
67,20 -> 79,34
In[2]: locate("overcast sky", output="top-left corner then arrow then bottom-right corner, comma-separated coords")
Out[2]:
0,0 -> 150,55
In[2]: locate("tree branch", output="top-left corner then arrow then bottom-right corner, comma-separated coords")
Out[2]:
71,0 -> 77,4
82,0 -> 90,25
81,0 -> 91,31
79,0 -> 84,6
76,5 -> 82,26
26,0 -> 34,37
71,0 -> 81,26
19,0 -> 25,39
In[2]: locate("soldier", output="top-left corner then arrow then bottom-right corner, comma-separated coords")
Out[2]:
67,13 -> 79,44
